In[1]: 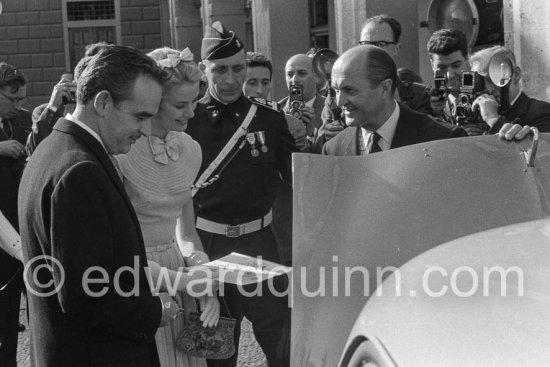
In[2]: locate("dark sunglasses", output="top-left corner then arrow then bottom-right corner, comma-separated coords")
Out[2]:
358,40 -> 397,47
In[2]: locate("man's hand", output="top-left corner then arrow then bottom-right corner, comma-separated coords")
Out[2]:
498,123 -> 531,141
301,105 -> 314,125
472,94 -> 499,127
48,80 -> 77,110
158,292 -> 180,327
318,120 -> 344,142
0,140 -> 25,159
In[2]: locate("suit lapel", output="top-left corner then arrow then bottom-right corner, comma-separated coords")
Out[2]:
504,92 -> 529,121
390,103 -> 419,149
53,119 -> 146,255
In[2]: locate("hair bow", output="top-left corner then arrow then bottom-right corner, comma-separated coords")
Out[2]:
158,47 -> 194,68
149,131 -> 182,164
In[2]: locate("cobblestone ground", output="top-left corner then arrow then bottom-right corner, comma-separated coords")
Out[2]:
16,305 -> 267,367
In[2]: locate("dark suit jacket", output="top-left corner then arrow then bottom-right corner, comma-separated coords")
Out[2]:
0,109 -> 31,286
280,93 -> 326,136
322,102 -> 467,156
489,92 -> 550,133
398,80 -> 432,115
18,118 -> 161,367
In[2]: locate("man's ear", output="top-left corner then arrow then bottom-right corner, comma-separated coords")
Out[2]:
380,78 -> 394,96
93,90 -> 110,117
512,66 -> 522,85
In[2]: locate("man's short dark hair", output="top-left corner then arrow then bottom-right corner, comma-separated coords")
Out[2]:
245,51 -> 273,80
0,62 -> 27,93
363,14 -> 402,43
427,28 -> 468,58
73,42 -> 111,81
361,45 -> 398,94
77,45 -> 167,105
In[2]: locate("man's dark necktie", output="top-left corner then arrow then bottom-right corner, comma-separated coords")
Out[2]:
368,132 -> 382,154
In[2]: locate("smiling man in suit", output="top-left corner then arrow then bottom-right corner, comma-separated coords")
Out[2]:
18,45 -> 179,367
323,45 -> 467,156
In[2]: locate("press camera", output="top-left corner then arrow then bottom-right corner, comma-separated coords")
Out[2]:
288,83 -> 304,120
61,73 -> 77,105
453,71 -> 485,125
431,69 -> 447,102
311,48 -> 344,126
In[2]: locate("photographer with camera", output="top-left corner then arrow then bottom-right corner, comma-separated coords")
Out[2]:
427,29 -> 469,119
280,54 -> 325,139
426,29 -> 492,136
26,42 -> 110,156
26,74 -> 77,156
469,46 -> 550,134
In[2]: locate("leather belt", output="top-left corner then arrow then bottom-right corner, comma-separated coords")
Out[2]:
196,210 -> 273,238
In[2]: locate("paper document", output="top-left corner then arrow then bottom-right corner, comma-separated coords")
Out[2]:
203,252 -> 291,286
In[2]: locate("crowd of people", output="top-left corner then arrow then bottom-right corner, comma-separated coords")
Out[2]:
1,13 -> 549,367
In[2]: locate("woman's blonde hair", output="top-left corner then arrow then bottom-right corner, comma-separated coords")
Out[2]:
147,47 -> 202,89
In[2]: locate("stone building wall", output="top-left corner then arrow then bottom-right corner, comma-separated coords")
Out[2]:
0,0 -> 162,111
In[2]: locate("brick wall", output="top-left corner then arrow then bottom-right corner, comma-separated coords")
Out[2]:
0,0 -> 162,112
120,0 -> 161,52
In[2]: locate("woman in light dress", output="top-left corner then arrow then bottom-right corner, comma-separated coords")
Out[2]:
115,47 -> 219,367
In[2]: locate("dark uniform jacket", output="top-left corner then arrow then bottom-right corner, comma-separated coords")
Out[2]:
322,102 -> 467,156
0,109 -> 31,287
488,92 -> 550,133
186,92 -> 298,224
18,118 -> 161,367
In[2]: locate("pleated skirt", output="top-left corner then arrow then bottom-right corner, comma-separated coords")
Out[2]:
146,239 -> 205,367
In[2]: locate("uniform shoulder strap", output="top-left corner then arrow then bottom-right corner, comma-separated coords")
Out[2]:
192,103 -> 258,197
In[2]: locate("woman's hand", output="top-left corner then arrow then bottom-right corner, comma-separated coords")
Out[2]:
187,251 -> 210,266
199,296 -> 220,327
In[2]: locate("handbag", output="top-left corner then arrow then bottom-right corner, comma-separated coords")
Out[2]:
175,297 -> 236,359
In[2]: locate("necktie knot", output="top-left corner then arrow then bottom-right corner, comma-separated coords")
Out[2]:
368,132 -> 382,154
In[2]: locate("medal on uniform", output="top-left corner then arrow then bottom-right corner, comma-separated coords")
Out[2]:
246,132 -> 259,157
256,131 -> 268,153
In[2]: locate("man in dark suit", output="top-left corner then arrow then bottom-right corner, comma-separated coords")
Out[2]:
469,45 -> 550,134
323,45 -> 467,156
18,45 -> 179,367
0,62 -> 31,367
314,15 -> 434,152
